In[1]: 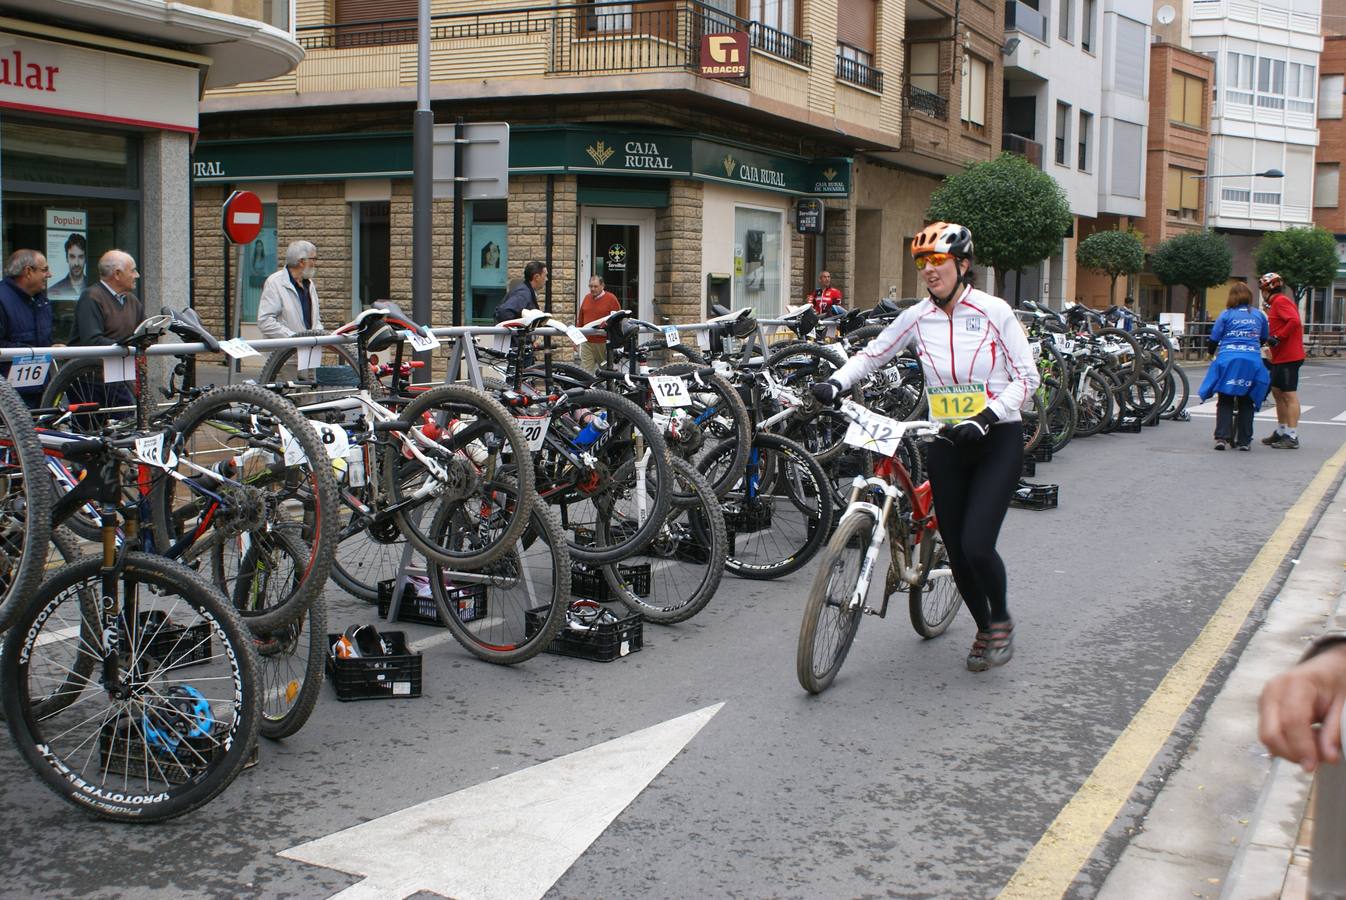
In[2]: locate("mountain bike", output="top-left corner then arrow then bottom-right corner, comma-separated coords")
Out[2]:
797,402 -> 959,694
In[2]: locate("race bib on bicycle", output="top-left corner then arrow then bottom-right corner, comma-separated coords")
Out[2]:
219,338 -> 259,359
842,407 -> 902,457
135,433 -> 177,470
660,325 -> 680,347
6,354 -> 50,388
649,375 -> 691,408
404,329 -> 441,353
925,382 -> 987,424
312,421 -> 350,459
517,415 -> 550,451
276,423 -> 308,466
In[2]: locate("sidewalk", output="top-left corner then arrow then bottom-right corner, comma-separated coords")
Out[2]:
1097,479 -> 1346,899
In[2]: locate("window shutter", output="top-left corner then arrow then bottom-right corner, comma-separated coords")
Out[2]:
1320,74 -> 1343,118
335,0 -> 416,43
1110,121 -> 1143,198
1181,170 -> 1199,210
1184,76 -> 1203,125
1113,19 -> 1146,98
1168,73 -> 1184,122
837,0 -> 876,53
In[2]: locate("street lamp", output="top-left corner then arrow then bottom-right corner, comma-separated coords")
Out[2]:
1188,168 -> 1285,231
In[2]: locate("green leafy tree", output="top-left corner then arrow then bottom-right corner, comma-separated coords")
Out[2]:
1150,231 -> 1233,321
1253,226 -> 1339,301
1075,229 -> 1146,302
927,152 -> 1073,295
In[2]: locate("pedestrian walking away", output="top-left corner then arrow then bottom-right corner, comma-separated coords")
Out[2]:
811,221 -> 1039,671
1258,271 -> 1304,449
257,240 -> 323,339
1197,281 -> 1270,451
0,249 -> 56,406
576,275 -> 621,371
71,250 -> 145,346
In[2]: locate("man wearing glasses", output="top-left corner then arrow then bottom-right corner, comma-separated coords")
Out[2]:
258,240 -> 323,339
0,249 -> 56,405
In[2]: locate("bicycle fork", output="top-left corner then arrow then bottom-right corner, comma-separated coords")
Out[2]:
842,476 -> 902,614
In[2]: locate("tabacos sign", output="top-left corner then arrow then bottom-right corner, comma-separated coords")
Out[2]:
700,33 -> 749,79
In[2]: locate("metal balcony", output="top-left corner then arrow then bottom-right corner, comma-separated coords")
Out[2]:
1005,0 -> 1048,43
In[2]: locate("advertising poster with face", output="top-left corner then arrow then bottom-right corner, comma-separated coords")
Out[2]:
44,209 -> 88,301
471,225 -> 507,288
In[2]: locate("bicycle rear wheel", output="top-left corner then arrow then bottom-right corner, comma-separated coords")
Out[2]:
797,513 -> 872,694
1,552 -> 260,822
0,379 -> 53,633
908,528 -> 961,638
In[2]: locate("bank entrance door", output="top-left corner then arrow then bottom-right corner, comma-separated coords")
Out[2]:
580,208 -> 656,321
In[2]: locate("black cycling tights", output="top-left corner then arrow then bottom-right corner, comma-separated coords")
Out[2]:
923,422 -> 1024,632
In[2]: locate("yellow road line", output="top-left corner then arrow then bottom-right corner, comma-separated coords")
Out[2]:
1000,440 -> 1346,899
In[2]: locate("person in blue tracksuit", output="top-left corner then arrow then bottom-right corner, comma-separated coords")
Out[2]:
1197,281 -> 1270,451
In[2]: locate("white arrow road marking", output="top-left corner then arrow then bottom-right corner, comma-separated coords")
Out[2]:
279,703 -> 725,900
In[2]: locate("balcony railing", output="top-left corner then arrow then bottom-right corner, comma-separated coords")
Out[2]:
295,0 -> 811,73
1005,0 -> 1048,43
908,85 -> 948,119
1002,132 -> 1043,167
836,48 -> 883,92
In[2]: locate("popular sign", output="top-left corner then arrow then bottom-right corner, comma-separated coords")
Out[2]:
699,33 -> 749,79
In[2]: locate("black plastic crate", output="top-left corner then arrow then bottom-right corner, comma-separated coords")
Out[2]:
1021,455 -> 1037,478
1028,441 -> 1054,463
1114,417 -> 1143,433
571,562 -> 651,601
376,578 -> 487,628
725,500 -> 773,534
99,717 -> 223,785
1011,482 -> 1059,511
123,611 -> 212,670
525,601 -> 643,662
326,631 -> 422,700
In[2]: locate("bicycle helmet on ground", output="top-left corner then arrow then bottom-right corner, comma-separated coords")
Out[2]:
911,222 -> 974,260
1259,272 -> 1284,292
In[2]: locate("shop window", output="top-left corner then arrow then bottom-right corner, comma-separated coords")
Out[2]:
239,204 -> 277,325
467,200 -> 508,324
352,201 -> 391,315
1,117 -> 141,344
733,206 -> 783,317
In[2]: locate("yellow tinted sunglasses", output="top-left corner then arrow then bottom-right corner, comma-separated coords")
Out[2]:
914,253 -> 953,270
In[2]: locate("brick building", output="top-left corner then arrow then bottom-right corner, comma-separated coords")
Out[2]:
1313,33 -> 1346,324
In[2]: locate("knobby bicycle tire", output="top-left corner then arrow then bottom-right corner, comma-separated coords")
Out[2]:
0,379 -> 54,633
764,342 -> 859,463
651,361 -> 753,501
2,552 -> 260,823
908,527 -> 961,639
797,512 -> 872,694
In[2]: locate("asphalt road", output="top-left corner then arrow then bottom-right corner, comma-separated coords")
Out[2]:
3,361 -> 1345,899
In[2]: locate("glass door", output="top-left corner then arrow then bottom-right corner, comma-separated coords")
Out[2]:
580,208 -> 656,322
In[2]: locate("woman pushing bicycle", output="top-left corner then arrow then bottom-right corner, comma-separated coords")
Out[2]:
811,222 -> 1039,671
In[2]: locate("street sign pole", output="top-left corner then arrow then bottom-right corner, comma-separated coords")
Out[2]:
221,190 -> 263,384
411,0 -> 433,382
453,117 -> 465,328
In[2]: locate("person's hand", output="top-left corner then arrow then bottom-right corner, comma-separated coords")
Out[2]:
1268,335 -> 1281,347
810,379 -> 842,407
939,408 -> 999,447
1259,642 -> 1346,772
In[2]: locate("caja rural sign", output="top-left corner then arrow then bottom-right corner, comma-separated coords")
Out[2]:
700,33 -> 749,79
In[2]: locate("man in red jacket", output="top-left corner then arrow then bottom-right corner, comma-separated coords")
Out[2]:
1259,272 -> 1305,449
576,275 -> 622,370
807,271 -> 844,315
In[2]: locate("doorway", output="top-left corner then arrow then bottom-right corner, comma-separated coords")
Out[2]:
580,207 -> 656,321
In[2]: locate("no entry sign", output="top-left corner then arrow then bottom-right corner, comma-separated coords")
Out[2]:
221,190 -> 263,244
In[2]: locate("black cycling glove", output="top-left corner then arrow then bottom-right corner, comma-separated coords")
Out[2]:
939,407 -> 999,447
811,379 -> 843,407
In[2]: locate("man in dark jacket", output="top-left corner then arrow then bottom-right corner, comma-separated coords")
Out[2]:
0,249 -> 55,405
493,260 -> 547,322
72,250 -> 145,346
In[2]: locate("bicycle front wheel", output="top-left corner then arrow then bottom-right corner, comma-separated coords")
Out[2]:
1,552 -> 260,822
0,379 -> 53,633
797,512 -> 872,694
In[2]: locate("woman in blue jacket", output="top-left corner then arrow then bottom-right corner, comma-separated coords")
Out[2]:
1198,281 -> 1271,451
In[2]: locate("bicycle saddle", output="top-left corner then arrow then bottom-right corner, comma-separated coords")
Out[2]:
870,297 -> 901,316
782,306 -> 819,335
601,309 -> 640,343
119,314 -> 172,347
162,306 -> 221,352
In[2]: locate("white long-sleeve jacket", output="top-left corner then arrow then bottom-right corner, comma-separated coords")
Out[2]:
832,285 -> 1040,423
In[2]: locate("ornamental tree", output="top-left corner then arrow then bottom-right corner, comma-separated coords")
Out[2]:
1150,231 -> 1233,321
926,152 -> 1073,295
1253,226 -> 1339,301
1075,229 -> 1146,302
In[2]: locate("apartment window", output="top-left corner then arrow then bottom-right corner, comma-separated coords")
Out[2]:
1055,101 -> 1071,166
1113,18 -> 1147,98
961,55 -> 988,127
1059,0 -> 1073,41
1078,110 -> 1092,171
751,0 -> 798,34
1315,163 -> 1339,208
1319,74 -> 1344,118
1169,72 -> 1205,127
1165,167 -> 1200,220
1081,0 -> 1095,52
1222,188 -> 1251,202
910,42 -> 940,95
1286,62 -> 1316,113
261,0 -> 291,31
1258,57 -> 1286,94
1226,51 -> 1254,105
334,0 -> 416,46
837,0 -> 876,56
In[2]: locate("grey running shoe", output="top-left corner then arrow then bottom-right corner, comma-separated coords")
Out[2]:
985,621 -> 1014,668
1214,439 -> 1228,451
1261,433 -> 1282,445
967,631 -> 990,672
1271,435 -> 1300,449
1236,444 -> 1251,452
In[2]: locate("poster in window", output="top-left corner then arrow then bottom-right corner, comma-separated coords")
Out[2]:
471,224 -> 507,287
744,229 -> 765,292
44,209 -> 89,302
242,220 -> 276,323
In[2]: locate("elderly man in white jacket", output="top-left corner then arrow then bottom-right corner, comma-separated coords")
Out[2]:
257,240 -> 323,338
